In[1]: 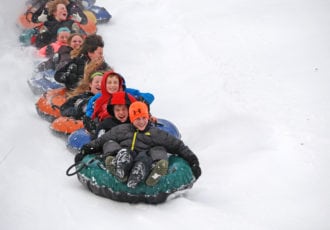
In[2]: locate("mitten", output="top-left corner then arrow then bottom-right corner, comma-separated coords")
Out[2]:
83,116 -> 97,133
71,23 -> 80,33
67,63 -> 77,73
186,154 -> 201,179
37,9 -> 48,22
191,164 -> 201,180
72,13 -> 82,22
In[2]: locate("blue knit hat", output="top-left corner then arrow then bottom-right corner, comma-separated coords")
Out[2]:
57,27 -> 71,34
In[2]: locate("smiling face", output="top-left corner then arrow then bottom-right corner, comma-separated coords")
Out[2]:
132,117 -> 149,131
87,47 -> 103,62
53,3 -> 68,21
106,75 -> 120,94
113,105 -> 129,122
57,31 -> 70,44
70,35 -> 83,50
89,75 -> 102,95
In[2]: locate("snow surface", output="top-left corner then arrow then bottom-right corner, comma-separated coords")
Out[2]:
1,0 -> 330,229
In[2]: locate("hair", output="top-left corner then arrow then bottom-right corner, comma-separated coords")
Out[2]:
71,34 -> 104,59
47,0 -> 69,16
66,69 -> 104,98
67,33 -> 83,44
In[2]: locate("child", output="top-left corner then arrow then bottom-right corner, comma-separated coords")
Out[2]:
54,34 -> 111,90
38,27 -> 71,57
59,71 -> 103,119
78,101 -> 202,188
37,33 -> 84,72
35,0 -> 84,49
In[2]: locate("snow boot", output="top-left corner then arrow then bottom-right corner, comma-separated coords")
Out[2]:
104,156 -> 116,175
127,161 -> 147,188
145,159 -> 168,186
115,148 -> 133,182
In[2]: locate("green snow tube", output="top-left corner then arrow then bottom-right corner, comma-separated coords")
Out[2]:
69,154 -> 196,204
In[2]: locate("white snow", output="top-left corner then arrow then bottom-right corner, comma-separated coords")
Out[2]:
1,0 -> 330,229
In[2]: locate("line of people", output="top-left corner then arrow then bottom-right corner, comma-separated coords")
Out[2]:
29,0 -> 201,189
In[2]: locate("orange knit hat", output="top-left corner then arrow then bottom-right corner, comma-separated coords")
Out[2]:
129,101 -> 149,122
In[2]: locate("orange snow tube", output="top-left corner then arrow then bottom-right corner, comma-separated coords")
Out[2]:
50,117 -> 84,135
18,11 -> 42,29
36,88 -> 68,122
80,10 -> 97,35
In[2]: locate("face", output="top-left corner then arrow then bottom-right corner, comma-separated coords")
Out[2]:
57,31 -> 70,44
54,4 -> 67,21
88,47 -> 103,62
132,117 -> 149,131
106,76 -> 120,94
70,35 -> 83,50
113,105 -> 129,122
89,75 -> 102,94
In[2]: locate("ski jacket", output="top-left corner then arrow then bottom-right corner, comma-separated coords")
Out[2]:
54,54 -> 109,90
60,92 -> 94,119
37,45 -> 72,72
85,123 -> 200,168
37,40 -> 67,57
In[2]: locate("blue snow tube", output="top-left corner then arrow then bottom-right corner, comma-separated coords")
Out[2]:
67,128 -> 91,153
68,154 -> 195,204
89,5 -> 112,24
28,70 -> 63,95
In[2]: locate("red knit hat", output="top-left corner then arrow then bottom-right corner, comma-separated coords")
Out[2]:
107,92 -> 136,117
129,101 -> 149,122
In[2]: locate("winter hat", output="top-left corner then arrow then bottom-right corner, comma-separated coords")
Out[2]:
90,71 -> 103,79
57,27 -> 71,34
129,101 -> 149,123
107,92 -> 137,117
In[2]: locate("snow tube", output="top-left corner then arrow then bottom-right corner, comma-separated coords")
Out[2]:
35,88 -> 67,122
18,12 -> 42,29
156,118 -> 181,139
89,5 -> 112,24
67,154 -> 195,204
66,118 -> 181,153
28,70 -> 63,95
67,128 -> 91,153
19,28 -> 38,46
80,10 -> 97,34
50,117 -> 84,135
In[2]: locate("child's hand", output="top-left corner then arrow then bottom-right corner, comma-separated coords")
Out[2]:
72,13 -> 82,23
37,9 -> 48,22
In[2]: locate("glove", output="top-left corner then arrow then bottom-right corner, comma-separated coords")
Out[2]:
67,63 -> 77,73
80,143 -> 95,155
71,23 -> 80,33
74,143 -> 96,163
83,116 -> 97,133
72,13 -> 82,22
37,9 -> 48,22
187,154 -> 201,179
191,163 -> 201,180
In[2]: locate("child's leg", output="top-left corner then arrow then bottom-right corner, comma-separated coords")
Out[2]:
146,146 -> 169,186
127,151 -> 153,188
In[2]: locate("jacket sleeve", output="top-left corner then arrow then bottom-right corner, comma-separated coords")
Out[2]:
153,129 -> 200,167
84,128 -> 118,153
